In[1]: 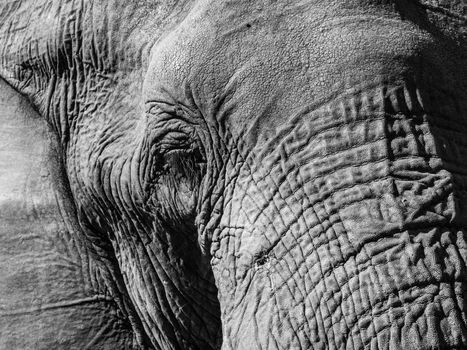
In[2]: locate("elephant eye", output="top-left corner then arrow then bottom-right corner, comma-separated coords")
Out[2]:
143,100 -> 207,192
163,142 -> 206,179
145,136 -> 205,226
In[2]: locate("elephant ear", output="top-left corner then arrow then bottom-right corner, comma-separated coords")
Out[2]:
0,78 -> 140,349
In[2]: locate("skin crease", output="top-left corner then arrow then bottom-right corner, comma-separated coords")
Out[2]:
0,0 -> 466,349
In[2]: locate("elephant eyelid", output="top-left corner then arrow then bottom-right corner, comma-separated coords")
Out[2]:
143,101 -> 207,169
161,135 -> 206,164
145,100 -> 199,125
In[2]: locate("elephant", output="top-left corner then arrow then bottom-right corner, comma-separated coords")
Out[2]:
0,0 -> 466,349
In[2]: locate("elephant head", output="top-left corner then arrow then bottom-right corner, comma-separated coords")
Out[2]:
1,0 -> 467,349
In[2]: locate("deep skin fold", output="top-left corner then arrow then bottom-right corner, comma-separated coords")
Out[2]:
1,0 -> 467,349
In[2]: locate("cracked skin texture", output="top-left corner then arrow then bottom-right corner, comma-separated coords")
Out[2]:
0,0 -> 466,349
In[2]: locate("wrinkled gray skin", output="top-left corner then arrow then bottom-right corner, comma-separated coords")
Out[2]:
0,0 -> 466,349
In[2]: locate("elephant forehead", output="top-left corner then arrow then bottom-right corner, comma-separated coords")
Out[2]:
144,0 -> 433,138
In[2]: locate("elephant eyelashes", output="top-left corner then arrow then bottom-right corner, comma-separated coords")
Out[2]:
163,148 -> 205,187
146,141 -> 205,229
